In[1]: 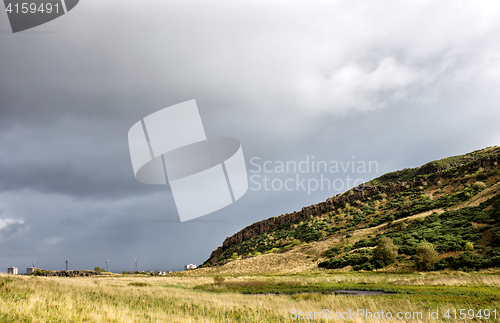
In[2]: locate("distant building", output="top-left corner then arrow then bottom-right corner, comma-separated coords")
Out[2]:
158,271 -> 172,275
27,267 -> 36,274
184,264 -> 196,270
7,267 -> 18,275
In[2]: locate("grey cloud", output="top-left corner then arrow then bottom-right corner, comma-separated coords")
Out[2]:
1,0 -> 500,272
0,218 -> 26,238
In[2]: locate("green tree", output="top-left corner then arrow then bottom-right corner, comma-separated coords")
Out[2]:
373,237 -> 398,267
94,266 -> 104,272
414,241 -> 438,271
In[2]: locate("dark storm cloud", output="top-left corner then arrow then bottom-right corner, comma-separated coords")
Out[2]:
1,0 -> 500,272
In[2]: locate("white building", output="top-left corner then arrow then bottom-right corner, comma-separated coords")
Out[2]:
7,267 -> 18,275
184,264 -> 196,270
27,267 -> 36,274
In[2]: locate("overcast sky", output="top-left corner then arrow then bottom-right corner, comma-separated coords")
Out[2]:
1,0 -> 500,273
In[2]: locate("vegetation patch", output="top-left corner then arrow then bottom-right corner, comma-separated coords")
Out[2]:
128,282 -> 149,287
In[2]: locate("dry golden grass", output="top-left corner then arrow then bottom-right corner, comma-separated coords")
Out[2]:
187,249 -> 325,276
2,271 -> 499,322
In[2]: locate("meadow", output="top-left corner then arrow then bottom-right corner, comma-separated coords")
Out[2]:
1,270 -> 499,322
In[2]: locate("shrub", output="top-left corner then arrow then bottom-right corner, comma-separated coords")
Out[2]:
231,252 -> 238,260
324,246 -> 341,258
472,181 -> 486,190
436,252 -> 486,271
373,237 -> 398,266
465,241 -> 474,251
355,262 -> 374,271
413,241 -> 438,271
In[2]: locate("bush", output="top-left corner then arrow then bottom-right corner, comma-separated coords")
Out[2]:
472,181 -> 486,190
435,252 -> 486,271
413,241 -> 438,271
324,246 -> 341,258
318,249 -> 372,270
465,241 -> 474,251
231,252 -> 238,260
94,266 -> 105,272
373,237 -> 398,267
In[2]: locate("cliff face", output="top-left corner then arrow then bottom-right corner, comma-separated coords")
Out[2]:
205,152 -> 500,265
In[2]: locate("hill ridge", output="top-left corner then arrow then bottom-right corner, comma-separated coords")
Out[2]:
205,146 -> 500,266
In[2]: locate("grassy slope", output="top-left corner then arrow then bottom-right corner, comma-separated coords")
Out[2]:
369,146 -> 500,186
202,146 -> 500,274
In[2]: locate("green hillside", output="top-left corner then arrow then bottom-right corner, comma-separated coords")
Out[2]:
203,146 -> 500,272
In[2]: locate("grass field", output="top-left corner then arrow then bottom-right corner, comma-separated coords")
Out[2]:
1,270 -> 499,322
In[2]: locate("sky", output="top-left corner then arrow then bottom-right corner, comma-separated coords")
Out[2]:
1,0 -> 500,273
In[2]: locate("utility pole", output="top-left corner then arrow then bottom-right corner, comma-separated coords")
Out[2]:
135,258 -> 137,272
106,260 -> 108,272
66,260 -> 68,271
